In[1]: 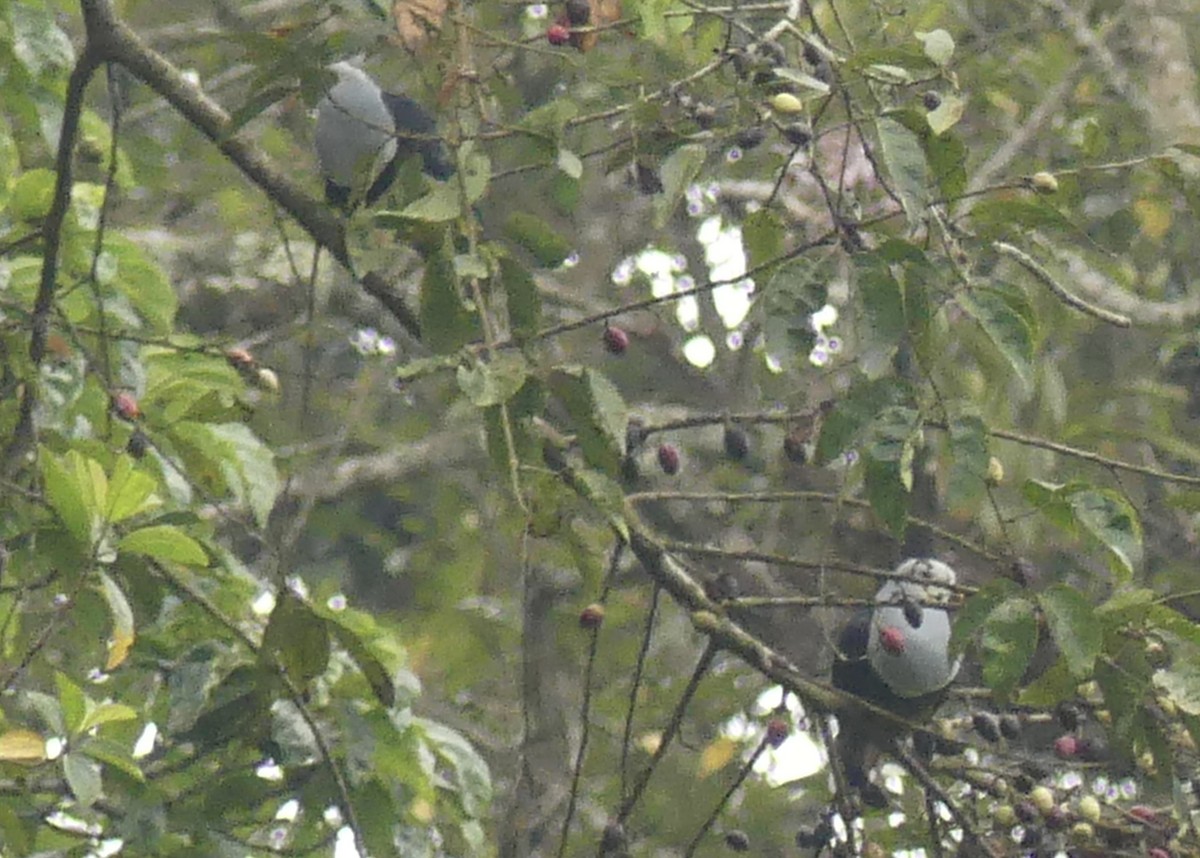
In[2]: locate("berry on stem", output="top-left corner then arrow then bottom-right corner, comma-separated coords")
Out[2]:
603,325 -> 629,355
657,443 -> 680,475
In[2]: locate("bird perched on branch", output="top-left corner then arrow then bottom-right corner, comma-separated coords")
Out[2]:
831,557 -> 961,789
315,61 -> 454,210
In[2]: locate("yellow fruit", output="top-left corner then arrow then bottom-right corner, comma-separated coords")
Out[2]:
1030,171 -> 1059,194
1078,795 -> 1101,823
986,456 -> 1004,486
770,92 -> 804,114
1031,786 -> 1055,814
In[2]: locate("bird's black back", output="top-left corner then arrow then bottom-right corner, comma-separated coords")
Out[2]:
380,91 -> 455,183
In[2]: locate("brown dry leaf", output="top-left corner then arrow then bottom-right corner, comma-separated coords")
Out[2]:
393,0 -> 450,50
569,0 -> 622,52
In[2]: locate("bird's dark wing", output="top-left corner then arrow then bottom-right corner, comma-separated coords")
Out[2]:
380,91 -> 455,182
831,608 -> 949,788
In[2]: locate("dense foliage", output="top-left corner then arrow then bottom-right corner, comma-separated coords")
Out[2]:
3,0 -> 1200,855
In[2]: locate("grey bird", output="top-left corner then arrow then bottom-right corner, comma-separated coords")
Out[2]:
831,558 -> 961,789
315,61 -> 454,209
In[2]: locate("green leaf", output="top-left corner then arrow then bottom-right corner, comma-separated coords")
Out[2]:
945,412 -> 989,513
864,64 -> 914,85
417,718 -> 493,817
1018,655 -> 1077,707
97,570 -> 136,671
9,168 -> 56,222
1038,584 -> 1102,678
77,737 -> 144,782
1022,478 -> 1082,530
62,753 -> 103,808
970,198 -> 1076,239
260,592 -> 331,691
518,99 -> 580,139
654,144 -> 707,228
499,256 -> 542,340
915,29 -> 955,66
120,525 -> 208,566
40,448 -> 95,545
324,620 -> 396,708
925,93 -> 965,136
505,212 -> 573,268
980,596 -> 1039,700
106,456 -> 160,524
814,377 -> 913,465
549,367 -> 628,477
950,578 -> 1019,657
1153,659 -> 1200,715
78,703 -> 138,735
857,254 -> 905,350
210,422 -> 280,528
572,468 -> 630,542
420,234 -> 479,354
10,3 -> 75,76
875,117 -> 929,226
56,672 -> 87,735
457,353 -> 529,407
1069,488 -> 1142,579
924,129 -> 967,200
864,455 -> 907,538
957,285 -> 1035,386
101,234 -> 178,333
743,209 -> 785,273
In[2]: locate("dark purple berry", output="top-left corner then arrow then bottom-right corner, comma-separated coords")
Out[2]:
657,443 -> 680,475
723,426 -> 750,460
724,830 -> 750,851
922,91 -> 942,111
972,712 -> 1001,743
603,326 -> 629,355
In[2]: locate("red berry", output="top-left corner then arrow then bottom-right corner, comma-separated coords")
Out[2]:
603,325 -> 629,355
113,391 -> 141,421
547,23 -> 570,45
579,603 -> 605,629
765,718 -> 789,748
224,347 -> 255,370
657,443 -> 680,475
878,625 -> 905,655
1053,734 -> 1078,759
1129,805 -> 1158,825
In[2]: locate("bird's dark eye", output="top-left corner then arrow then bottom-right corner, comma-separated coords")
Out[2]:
902,601 -> 923,628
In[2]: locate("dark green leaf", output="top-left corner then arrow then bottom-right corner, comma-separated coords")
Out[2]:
857,256 -> 905,350
814,377 -> 913,465
1038,584 -> 1102,678
949,578 -> 1019,657
504,212 -> 573,268
875,116 -> 929,227
945,412 -> 989,513
969,198 -> 1075,240
549,367 -> 628,477
743,209 -> 785,272
980,596 -> 1039,700
499,256 -> 542,340
1018,655 -> 1077,707
260,592 -> 331,690
1068,488 -> 1142,580
957,286 -> 1035,386
420,234 -> 479,354
456,353 -> 529,407
325,620 -> 396,708
864,455 -> 907,538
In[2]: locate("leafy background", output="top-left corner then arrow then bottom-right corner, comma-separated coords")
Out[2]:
2,0 -> 1200,855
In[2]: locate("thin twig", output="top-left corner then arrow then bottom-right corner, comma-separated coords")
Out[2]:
994,240 -> 1131,327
